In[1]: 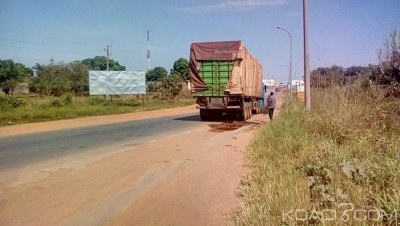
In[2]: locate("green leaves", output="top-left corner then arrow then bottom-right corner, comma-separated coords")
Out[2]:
81,56 -> 126,71
0,59 -> 33,94
159,74 -> 183,99
145,66 -> 168,82
0,95 -> 26,108
145,57 -> 188,91
30,63 -> 80,96
1,56 -> 128,96
170,58 -> 189,80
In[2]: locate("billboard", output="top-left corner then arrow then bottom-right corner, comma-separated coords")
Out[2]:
89,71 -> 146,95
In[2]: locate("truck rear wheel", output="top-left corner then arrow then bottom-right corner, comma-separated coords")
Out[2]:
247,102 -> 252,119
200,109 -> 209,121
254,101 -> 260,114
240,102 -> 246,121
245,103 -> 248,120
242,101 -> 251,121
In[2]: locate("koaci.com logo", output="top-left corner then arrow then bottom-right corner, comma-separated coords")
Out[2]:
282,203 -> 398,224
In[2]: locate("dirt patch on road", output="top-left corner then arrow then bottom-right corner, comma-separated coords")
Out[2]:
209,121 -> 247,132
209,121 -> 261,132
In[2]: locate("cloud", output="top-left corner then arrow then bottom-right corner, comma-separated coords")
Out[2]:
180,0 -> 287,12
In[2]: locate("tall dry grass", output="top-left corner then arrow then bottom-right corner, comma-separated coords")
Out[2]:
235,82 -> 400,225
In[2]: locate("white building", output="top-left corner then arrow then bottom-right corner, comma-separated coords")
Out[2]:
291,80 -> 305,92
263,79 -> 277,87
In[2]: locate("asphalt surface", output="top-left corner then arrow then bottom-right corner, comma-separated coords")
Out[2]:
0,113 -> 202,172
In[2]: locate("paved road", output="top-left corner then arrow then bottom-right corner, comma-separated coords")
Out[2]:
0,113 -> 202,172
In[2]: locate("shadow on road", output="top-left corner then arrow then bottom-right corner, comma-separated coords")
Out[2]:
174,114 -> 244,122
173,115 -> 201,122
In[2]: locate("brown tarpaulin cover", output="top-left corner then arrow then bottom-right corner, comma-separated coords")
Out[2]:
189,41 -> 263,97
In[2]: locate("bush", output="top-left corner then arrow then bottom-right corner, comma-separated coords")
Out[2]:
0,95 -> 26,108
178,88 -> 192,99
89,97 -> 109,106
147,82 -> 158,94
370,29 -> 400,97
50,98 -> 62,107
63,94 -> 73,105
159,74 -> 183,99
235,84 -> 400,225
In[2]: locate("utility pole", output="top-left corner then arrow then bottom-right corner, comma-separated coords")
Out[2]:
303,0 -> 311,110
147,30 -> 151,71
105,44 -> 112,71
104,44 -> 112,101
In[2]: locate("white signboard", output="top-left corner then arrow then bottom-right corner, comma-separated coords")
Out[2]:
89,71 -> 146,95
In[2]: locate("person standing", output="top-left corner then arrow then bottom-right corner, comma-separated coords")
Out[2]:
265,92 -> 276,120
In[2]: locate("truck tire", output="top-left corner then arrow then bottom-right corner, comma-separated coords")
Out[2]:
247,102 -> 252,119
240,102 -> 247,121
255,101 -> 260,114
200,109 -> 209,121
246,102 -> 251,120
242,101 -> 251,120
252,101 -> 256,114
255,102 -> 260,115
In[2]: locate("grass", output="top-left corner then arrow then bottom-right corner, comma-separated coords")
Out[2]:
0,93 -> 194,126
234,84 -> 400,225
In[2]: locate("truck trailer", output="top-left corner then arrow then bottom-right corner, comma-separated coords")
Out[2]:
189,41 -> 263,121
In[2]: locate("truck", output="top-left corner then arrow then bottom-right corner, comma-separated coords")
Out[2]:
189,41 -> 263,121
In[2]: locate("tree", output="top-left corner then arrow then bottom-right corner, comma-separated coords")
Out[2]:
29,57 -> 126,96
344,66 -> 369,76
30,63 -> 72,96
159,73 -> 183,99
145,66 -> 168,81
311,65 -> 345,88
370,28 -> 400,96
0,59 -> 33,94
29,62 -> 89,96
67,61 -> 89,95
81,56 -> 126,71
170,58 -> 189,80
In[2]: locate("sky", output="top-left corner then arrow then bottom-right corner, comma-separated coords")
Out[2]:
0,0 -> 399,83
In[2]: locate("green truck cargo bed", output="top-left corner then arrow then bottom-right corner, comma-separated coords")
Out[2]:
192,61 -> 233,97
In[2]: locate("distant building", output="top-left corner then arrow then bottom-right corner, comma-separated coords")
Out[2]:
263,79 -> 277,87
291,80 -> 304,92
291,80 -> 304,87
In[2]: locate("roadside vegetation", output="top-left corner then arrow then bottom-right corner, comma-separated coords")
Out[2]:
235,29 -> 400,225
0,92 -> 193,126
0,56 -> 193,126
